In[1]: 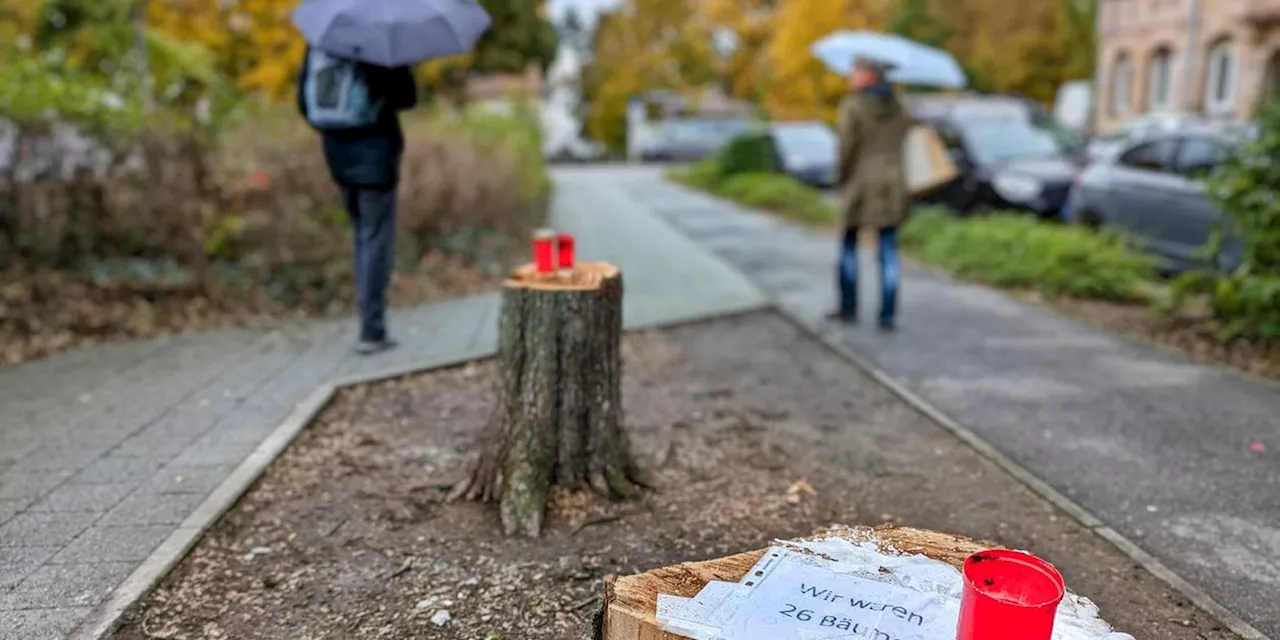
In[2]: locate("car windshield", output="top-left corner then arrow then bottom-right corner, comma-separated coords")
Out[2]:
772,123 -> 837,159
961,118 -> 1073,164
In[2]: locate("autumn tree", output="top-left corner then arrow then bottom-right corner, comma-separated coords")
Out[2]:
582,0 -> 717,151
934,0 -> 1094,102
887,0 -> 949,49
472,0 -> 558,74
765,0 -> 888,121
700,0 -> 776,104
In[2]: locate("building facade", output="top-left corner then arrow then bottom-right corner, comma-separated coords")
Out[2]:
1096,0 -> 1280,132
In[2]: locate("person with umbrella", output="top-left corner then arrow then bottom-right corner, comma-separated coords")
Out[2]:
812,31 -> 967,330
292,0 -> 491,354
828,55 -> 915,330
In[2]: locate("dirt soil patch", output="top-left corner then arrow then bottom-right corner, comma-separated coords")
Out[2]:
1049,296 -> 1280,383
114,313 -> 1238,640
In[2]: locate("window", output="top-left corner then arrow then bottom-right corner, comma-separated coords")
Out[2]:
1118,140 -> 1175,171
1204,40 -> 1237,114
1147,49 -> 1173,112
1173,137 -> 1230,177
1111,53 -> 1134,116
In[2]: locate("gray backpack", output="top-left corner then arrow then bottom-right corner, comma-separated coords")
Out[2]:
302,49 -> 384,131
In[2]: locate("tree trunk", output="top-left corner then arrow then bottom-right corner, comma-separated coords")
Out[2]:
453,262 -> 644,537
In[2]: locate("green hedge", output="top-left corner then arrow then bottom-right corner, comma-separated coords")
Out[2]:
901,208 -> 1157,301
666,154 -> 838,225
1172,101 -> 1280,339
717,134 -> 779,177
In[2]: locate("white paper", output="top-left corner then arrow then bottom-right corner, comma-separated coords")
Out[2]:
724,560 -> 956,640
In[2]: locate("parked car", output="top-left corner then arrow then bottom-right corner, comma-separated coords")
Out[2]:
640,117 -> 757,162
1082,112 -> 1207,164
910,96 -> 1086,217
1066,125 -> 1247,272
766,121 -> 838,188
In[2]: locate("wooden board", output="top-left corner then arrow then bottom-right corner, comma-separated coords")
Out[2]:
600,525 -> 993,640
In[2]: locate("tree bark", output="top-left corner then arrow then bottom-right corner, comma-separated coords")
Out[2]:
453,262 -> 643,537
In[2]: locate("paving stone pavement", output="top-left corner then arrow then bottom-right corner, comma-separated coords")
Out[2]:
629,168 -> 1280,638
0,166 -> 766,640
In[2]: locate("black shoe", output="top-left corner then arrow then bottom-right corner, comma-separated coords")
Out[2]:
877,319 -> 895,332
354,337 -> 398,355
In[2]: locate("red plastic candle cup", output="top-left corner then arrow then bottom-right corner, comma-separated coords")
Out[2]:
956,550 -> 1064,640
532,229 -> 555,273
556,233 -> 575,269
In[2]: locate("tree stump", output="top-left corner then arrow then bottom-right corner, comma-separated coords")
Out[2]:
453,262 -> 645,537
598,526 -> 990,640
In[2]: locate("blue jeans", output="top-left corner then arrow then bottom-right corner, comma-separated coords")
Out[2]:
340,185 -> 397,342
838,226 -> 900,325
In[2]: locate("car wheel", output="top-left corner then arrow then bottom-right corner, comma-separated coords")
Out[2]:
943,179 -> 979,215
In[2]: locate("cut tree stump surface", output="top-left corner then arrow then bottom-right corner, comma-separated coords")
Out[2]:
602,525 -> 988,640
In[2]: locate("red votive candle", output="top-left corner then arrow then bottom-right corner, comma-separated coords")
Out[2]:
956,550 -> 1064,640
557,233 -> 575,269
533,229 -> 555,273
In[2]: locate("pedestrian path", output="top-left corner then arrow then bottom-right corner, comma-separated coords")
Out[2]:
631,169 -> 1280,639
0,166 -> 766,640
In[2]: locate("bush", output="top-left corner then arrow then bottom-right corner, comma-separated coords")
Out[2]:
901,208 -> 1157,301
670,157 -> 722,190
0,97 -> 549,363
716,133 -> 778,177
1170,101 -> 1280,339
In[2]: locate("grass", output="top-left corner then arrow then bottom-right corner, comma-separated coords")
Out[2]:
900,208 -> 1158,302
667,160 -> 838,225
667,155 -> 1157,303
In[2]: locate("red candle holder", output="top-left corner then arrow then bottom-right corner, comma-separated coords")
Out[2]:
532,229 -> 555,273
556,233 -> 575,270
957,550 -> 1064,640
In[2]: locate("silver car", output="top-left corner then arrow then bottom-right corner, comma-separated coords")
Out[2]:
1066,126 -> 1246,272
768,121 -> 838,188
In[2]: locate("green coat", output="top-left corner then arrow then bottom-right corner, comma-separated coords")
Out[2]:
836,89 -> 915,229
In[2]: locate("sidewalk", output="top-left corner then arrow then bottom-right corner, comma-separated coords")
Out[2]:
0,166 -> 766,640
633,170 -> 1280,638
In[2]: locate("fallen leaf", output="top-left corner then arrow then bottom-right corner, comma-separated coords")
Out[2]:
783,478 -> 814,496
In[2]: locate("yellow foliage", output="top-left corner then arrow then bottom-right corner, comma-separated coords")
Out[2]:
765,0 -> 886,122
699,0 -> 774,102
932,0 -> 1093,102
584,0 -> 718,150
148,0 -> 304,101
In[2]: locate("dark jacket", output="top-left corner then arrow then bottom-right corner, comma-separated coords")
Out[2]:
297,48 -> 418,188
836,82 -> 915,229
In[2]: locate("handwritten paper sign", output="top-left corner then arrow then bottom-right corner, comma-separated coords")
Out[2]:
724,560 -> 958,640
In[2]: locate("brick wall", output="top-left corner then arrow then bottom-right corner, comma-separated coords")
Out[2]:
1095,0 -> 1280,132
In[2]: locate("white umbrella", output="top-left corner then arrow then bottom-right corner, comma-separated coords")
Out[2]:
812,30 -> 967,89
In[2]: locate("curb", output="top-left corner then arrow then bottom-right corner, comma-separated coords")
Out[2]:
772,304 -> 1270,640
72,300 -> 771,640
